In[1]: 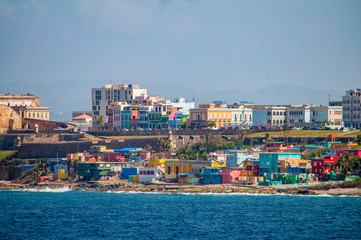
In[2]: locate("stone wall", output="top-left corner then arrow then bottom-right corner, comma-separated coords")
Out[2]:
0,105 -> 22,133
16,137 -> 168,159
0,93 -> 40,107
0,165 -> 22,180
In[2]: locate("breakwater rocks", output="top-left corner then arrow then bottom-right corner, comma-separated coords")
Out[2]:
1,181 -> 360,196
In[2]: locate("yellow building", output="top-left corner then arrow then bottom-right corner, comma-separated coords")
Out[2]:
277,158 -> 311,173
164,160 -> 212,180
67,152 -> 86,161
190,103 -> 233,128
148,158 -> 179,168
211,160 -> 226,167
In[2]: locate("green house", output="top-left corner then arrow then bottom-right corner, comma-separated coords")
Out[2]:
78,162 -> 127,181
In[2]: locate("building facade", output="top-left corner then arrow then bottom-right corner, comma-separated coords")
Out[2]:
342,89 -> 361,129
91,84 -> 147,124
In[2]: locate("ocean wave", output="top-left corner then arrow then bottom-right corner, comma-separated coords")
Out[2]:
102,190 -> 360,198
19,187 -> 72,193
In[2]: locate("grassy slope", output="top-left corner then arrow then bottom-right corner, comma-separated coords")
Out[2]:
0,151 -> 17,160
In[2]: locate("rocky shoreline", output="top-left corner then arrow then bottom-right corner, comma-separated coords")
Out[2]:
1,181 -> 361,197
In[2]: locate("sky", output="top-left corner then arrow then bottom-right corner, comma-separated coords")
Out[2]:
0,0 -> 361,103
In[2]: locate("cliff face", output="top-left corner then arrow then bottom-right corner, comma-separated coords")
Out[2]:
0,165 -> 22,180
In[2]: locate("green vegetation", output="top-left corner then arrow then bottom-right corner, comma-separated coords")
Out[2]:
334,152 -> 361,175
302,148 -> 331,159
250,130 -> 342,137
207,121 -> 216,128
94,116 -> 104,126
0,151 -> 16,160
176,136 -> 236,160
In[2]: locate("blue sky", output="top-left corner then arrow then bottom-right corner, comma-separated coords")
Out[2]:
0,0 -> 360,93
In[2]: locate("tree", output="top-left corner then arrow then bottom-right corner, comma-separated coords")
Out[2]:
322,120 -> 330,126
283,124 -> 290,143
94,116 -> 104,126
207,121 -> 216,128
157,138 -> 172,153
264,133 -> 273,144
356,134 -> 361,146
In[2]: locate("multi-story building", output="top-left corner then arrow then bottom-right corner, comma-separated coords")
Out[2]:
227,102 -> 254,127
138,106 -> 153,129
107,102 -> 128,130
91,84 -> 147,124
310,105 -> 343,129
253,105 -> 287,127
169,98 -> 195,115
190,103 -> 233,128
342,89 -> 361,129
0,93 -> 50,121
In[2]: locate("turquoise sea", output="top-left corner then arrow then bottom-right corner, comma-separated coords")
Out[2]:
1,189 -> 361,239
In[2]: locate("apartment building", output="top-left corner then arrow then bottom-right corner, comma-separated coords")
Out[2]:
227,102 -> 254,127
190,103 -> 232,128
91,84 -> 147,124
342,89 -> 361,129
253,105 -> 287,127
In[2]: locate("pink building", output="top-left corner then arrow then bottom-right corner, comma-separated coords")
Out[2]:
220,167 -> 246,183
139,151 -> 151,160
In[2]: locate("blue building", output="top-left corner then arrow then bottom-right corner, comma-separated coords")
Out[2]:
288,167 -> 306,174
259,153 -> 302,178
202,167 -> 222,184
48,158 -> 67,172
21,165 -> 37,172
54,165 -> 69,177
120,168 -> 138,179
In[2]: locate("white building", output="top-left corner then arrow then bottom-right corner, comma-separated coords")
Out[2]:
169,98 -> 195,115
138,168 -> 164,183
227,102 -> 254,127
342,89 -> 361,129
91,84 -> 147,124
253,105 -> 287,127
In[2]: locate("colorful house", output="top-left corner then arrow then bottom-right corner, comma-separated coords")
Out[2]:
330,142 -> 358,151
226,151 -> 253,167
265,142 -> 297,152
259,152 -> 302,177
311,156 -> 338,181
336,149 -> 361,157
54,165 -> 68,177
164,160 -> 212,180
78,162 -> 125,181
120,167 -> 138,180
48,158 -> 67,172
138,168 -> 163,183
202,167 -> 222,184
220,167 -> 245,184
147,158 -> 178,168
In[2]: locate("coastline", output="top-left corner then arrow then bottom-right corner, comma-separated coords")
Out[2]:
1,181 -> 360,197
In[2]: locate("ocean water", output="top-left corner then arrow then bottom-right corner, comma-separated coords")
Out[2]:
1,190 -> 361,240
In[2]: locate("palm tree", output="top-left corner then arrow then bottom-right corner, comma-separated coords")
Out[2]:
264,133 -> 273,144
283,124 -> 290,143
